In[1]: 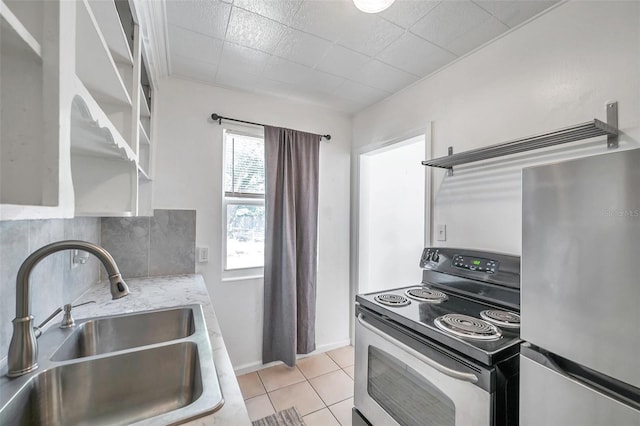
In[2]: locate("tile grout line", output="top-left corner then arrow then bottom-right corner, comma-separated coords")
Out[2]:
244,347 -> 354,422
303,403 -> 342,425
264,392 -> 277,418
254,370 -> 276,416
254,369 -> 268,396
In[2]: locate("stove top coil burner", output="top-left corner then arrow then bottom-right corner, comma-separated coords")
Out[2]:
435,314 -> 502,341
374,294 -> 410,307
405,287 -> 448,303
479,310 -> 520,328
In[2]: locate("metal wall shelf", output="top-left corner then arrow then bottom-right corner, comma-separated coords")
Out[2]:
422,102 -> 619,175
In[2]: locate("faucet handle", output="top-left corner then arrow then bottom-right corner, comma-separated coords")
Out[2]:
32,300 -> 97,336
33,306 -> 63,338
60,300 -> 96,329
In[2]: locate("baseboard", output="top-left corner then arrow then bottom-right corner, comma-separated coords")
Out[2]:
233,338 -> 352,375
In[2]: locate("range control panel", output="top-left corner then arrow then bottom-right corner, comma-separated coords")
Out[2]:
452,254 -> 498,274
419,247 -> 520,291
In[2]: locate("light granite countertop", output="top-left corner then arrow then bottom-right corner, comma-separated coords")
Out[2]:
72,274 -> 251,426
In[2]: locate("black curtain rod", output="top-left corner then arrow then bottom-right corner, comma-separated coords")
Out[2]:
211,113 -> 331,141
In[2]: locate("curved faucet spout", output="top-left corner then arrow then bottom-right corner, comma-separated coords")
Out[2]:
8,240 -> 129,378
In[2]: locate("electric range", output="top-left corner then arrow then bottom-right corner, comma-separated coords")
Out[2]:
353,247 -> 522,426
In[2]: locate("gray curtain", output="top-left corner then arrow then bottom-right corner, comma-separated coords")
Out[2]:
262,126 -> 320,367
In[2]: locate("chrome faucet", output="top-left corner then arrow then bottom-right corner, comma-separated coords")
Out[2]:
7,240 -> 129,378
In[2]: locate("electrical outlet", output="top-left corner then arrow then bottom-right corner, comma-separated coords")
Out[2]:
70,250 -> 89,269
70,250 -> 79,269
437,224 -> 447,241
197,247 -> 209,263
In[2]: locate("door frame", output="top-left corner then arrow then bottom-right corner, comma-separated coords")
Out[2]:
349,123 -> 433,343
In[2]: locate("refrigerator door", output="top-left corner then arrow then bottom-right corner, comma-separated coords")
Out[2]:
522,149 -> 640,388
520,349 -> 640,426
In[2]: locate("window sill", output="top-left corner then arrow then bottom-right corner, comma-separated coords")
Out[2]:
221,274 -> 264,283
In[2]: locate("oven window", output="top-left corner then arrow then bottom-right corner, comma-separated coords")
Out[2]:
368,346 -> 455,426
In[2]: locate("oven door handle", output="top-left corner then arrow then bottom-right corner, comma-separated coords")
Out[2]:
357,313 -> 479,384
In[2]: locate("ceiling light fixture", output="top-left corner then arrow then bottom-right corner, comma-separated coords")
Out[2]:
353,0 -> 396,14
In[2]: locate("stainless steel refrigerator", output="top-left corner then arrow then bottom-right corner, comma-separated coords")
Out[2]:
520,148 -> 640,425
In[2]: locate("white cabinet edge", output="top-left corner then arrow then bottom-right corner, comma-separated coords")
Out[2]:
0,203 -> 74,221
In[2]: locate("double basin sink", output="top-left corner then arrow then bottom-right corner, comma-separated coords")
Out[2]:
0,305 -> 224,425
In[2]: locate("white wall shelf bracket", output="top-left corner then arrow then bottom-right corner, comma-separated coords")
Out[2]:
606,102 -> 618,149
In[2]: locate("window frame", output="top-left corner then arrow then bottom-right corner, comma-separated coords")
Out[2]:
221,125 -> 266,278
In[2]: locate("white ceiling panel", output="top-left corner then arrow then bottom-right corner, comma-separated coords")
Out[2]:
255,76 -> 298,98
163,0 -> 560,113
274,28 -> 333,68
226,7 -> 288,53
171,54 -> 218,83
445,15 -> 509,56
168,25 -> 224,65
377,32 -> 456,76
282,85 -> 327,103
166,0 -> 231,40
218,42 -> 271,74
271,85 -> 354,111
262,56 -> 344,93
334,80 -> 391,105
474,1 -> 559,28
355,59 -> 418,93
288,0 -> 358,43
233,0 -> 304,25
411,0 -> 493,48
315,45 -> 370,80
336,10 -> 404,56
215,65 -> 260,89
379,0 -> 441,29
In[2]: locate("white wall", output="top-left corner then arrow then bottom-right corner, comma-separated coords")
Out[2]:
353,1 -> 640,256
359,137 -> 425,294
153,78 -> 352,371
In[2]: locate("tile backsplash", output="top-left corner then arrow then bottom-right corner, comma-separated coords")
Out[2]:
0,217 -> 101,363
0,209 -> 196,365
101,209 -> 196,278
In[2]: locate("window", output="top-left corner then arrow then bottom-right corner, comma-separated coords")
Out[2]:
223,128 -> 265,271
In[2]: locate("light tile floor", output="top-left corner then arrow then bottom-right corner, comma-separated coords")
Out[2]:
237,346 -> 355,425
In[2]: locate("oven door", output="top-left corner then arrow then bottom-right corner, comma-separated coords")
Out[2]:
355,311 -> 491,426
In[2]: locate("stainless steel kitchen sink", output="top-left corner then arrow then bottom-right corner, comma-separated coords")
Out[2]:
2,343 -> 203,425
51,307 -> 195,361
0,305 -> 224,425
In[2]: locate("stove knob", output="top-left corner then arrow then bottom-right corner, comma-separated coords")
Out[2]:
431,253 -> 439,262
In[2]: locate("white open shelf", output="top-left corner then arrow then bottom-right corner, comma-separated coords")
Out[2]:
138,119 -> 151,177
76,0 -> 131,106
2,0 -> 154,220
70,91 -> 138,217
138,120 -> 150,146
71,78 -> 136,161
1,5 -> 49,210
71,152 -> 137,217
138,164 -> 151,181
87,0 -> 132,65
138,144 -> 150,177
140,86 -> 151,118
1,1 -> 41,57
140,115 -> 151,140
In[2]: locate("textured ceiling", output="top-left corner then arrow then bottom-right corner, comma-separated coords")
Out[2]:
165,0 -> 559,114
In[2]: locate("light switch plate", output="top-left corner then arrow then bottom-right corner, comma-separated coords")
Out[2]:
197,247 -> 209,263
437,224 -> 446,241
